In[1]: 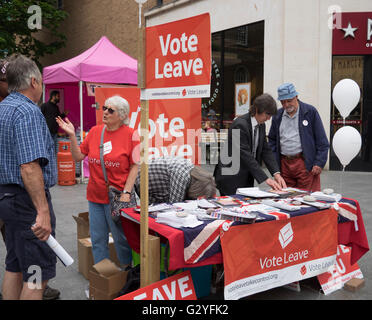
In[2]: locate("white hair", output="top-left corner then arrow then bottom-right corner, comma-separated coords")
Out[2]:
6,54 -> 42,93
104,95 -> 130,125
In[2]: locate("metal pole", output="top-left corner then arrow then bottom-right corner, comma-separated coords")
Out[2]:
79,81 -> 84,181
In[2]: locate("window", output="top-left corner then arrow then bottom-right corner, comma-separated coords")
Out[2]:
201,21 -> 264,130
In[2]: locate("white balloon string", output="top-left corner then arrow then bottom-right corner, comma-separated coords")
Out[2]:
138,4 -> 142,28
339,165 -> 345,195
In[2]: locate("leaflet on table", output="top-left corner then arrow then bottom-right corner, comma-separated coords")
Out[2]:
261,199 -> 301,212
213,196 -> 242,206
310,191 -> 342,202
236,187 -> 279,198
212,204 -> 280,218
134,203 -> 176,213
296,198 -> 331,210
155,211 -> 203,229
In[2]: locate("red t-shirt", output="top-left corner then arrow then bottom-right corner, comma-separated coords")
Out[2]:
80,124 -> 140,204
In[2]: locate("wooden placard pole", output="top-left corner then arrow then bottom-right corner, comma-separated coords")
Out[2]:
138,10 -> 160,287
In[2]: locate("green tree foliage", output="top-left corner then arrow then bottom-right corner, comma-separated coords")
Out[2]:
0,0 -> 68,67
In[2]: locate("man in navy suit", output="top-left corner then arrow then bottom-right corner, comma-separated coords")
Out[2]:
214,93 -> 286,196
268,83 -> 329,191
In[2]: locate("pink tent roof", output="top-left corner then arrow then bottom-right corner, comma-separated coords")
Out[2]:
43,36 -> 137,85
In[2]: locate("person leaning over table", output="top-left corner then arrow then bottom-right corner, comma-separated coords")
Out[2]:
134,156 -> 217,204
268,83 -> 329,192
56,95 -> 140,268
213,93 -> 287,196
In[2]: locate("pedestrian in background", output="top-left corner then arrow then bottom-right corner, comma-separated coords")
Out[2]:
40,90 -> 68,151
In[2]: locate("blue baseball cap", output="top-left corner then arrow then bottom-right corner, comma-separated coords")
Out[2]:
277,83 -> 298,100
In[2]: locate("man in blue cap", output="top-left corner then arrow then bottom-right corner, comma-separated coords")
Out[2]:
268,83 -> 329,191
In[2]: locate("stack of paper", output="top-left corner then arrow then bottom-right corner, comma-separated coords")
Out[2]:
156,211 -> 203,229
261,199 -> 300,212
311,191 -> 342,202
236,187 -> 279,198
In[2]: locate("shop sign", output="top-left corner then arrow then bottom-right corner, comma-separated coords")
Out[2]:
202,59 -> 221,110
332,119 -> 361,125
145,13 -> 211,100
317,245 -> 363,295
333,12 -> 372,55
115,270 -> 197,300
221,210 -> 338,300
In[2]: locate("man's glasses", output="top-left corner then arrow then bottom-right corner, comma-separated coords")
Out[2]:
102,106 -> 115,114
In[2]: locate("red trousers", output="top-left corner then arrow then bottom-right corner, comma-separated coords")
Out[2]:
280,156 -> 321,192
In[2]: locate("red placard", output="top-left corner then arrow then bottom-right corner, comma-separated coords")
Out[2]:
145,13 -> 211,100
95,88 -> 202,164
317,245 -> 363,295
115,270 -> 197,300
221,210 -> 338,300
332,12 -> 372,55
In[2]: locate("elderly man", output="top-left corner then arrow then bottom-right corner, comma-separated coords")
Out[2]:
214,93 -> 286,196
0,54 -> 58,300
268,83 -> 329,191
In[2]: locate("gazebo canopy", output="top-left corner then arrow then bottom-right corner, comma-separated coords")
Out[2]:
43,36 -> 137,85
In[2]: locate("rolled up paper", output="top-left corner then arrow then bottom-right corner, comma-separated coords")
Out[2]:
46,235 -> 74,267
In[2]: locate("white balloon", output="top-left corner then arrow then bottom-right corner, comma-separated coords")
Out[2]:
332,126 -> 361,167
332,79 -> 360,119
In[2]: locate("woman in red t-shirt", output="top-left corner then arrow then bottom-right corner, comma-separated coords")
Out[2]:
56,95 -> 140,268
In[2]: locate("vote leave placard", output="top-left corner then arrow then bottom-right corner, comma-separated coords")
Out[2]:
95,88 -> 202,164
115,270 -> 197,300
145,13 -> 211,100
220,210 -> 338,300
317,245 -> 363,295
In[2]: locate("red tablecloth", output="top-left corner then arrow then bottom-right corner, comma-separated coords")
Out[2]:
120,198 -> 369,270
338,197 -> 369,265
120,209 -> 222,270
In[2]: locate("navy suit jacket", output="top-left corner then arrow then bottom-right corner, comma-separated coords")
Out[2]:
214,113 -> 279,196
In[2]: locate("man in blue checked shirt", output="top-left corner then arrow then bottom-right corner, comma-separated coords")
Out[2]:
0,54 -> 58,300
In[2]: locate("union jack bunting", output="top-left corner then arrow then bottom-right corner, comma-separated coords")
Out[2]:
182,197 -> 359,265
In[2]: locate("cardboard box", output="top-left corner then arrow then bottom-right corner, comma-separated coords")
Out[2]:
73,212 -> 90,239
78,235 -> 120,279
89,259 -> 128,300
343,278 -> 365,292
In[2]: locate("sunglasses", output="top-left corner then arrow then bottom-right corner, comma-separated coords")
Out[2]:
102,106 -> 115,114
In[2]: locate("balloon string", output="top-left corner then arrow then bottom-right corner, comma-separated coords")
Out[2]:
339,165 -> 345,195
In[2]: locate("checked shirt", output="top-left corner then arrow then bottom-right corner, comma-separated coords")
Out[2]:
0,92 -> 57,188
135,157 -> 193,204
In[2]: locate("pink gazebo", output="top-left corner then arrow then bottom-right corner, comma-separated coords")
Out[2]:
42,36 -> 137,133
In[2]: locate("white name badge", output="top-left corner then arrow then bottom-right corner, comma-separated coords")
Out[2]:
303,120 -> 308,126
103,141 -> 112,155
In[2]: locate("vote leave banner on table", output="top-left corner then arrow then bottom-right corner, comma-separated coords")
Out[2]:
317,245 -> 364,295
220,210 -> 338,300
145,13 -> 211,100
95,87 -> 202,163
115,270 -> 197,300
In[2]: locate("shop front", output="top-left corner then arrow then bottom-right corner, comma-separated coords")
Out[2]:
201,21 -> 264,132
331,12 -> 372,171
